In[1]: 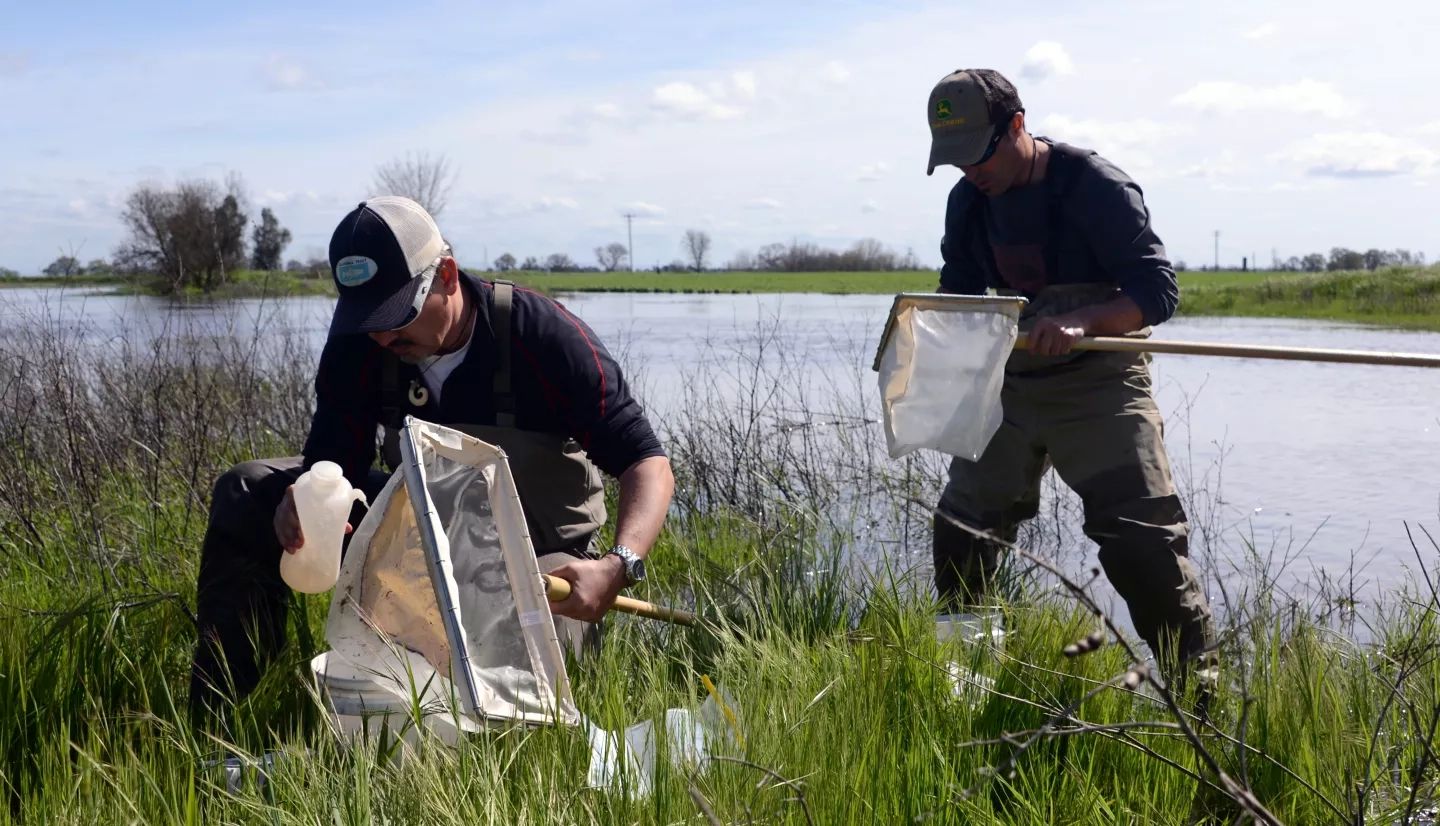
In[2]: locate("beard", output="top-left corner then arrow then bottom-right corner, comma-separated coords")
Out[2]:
395,351 -> 430,365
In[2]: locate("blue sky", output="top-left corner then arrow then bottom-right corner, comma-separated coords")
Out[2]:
3,0 -> 1438,274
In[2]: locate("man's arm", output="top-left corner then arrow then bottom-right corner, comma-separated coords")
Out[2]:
549,455 -> 675,623
937,185 -> 987,295
1027,159 -> 1176,356
278,338 -> 381,552
525,298 -> 674,622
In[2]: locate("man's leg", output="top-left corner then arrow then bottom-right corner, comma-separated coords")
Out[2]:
1038,352 -> 1215,678
190,457 -> 306,725
190,458 -> 389,726
934,393 -> 1049,611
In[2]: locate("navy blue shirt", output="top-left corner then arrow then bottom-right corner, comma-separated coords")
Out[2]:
302,271 -> 665,482
939,139 -> 1180,327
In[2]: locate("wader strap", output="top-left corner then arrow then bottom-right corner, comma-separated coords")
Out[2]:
492,280 -> 516,428
380,350 -> 402,469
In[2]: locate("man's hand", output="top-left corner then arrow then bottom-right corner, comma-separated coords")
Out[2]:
1026,314 -> 1089,356
548,555 -> 626,623
274,484 -> 351,554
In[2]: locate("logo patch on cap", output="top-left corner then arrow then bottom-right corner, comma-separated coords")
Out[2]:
936,99 -> 952,120
335,256 -> 378,288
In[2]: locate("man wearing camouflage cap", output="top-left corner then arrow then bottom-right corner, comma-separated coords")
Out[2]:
924,68 -> 1215,682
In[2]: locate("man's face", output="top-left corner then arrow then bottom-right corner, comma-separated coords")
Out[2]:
957,114 -> 1026,197
368,259 -> 460,363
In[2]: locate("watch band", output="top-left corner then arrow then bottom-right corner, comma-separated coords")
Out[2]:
606,545 -> 645,586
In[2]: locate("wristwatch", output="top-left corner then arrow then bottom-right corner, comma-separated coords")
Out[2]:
605,545 -> 646,587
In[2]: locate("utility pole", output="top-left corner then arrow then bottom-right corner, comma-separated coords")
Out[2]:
1214,230 -> 1220,271
621,212 -> 636,272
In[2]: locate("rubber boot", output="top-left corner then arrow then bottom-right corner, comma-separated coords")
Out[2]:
932,513 -> 998,613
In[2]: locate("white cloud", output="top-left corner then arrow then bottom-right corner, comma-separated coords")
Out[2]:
1037,115 -> 1188,148
484,196 -> 580,220
566,170 -> 605,184
259,55 -> 323,91
745,198 -> 783,210
591,102 -> 622,119
732,70 -> 757,99
1177,150 -> 1240,180
821,61 -> 851,84
855,162 -> 890,182
1020,41 -> 1074,81
66,199 -> 88,216
1418,122 -> 1440,135
1171,79 -> 1354,118
1274,132 -> 1439,178
534,196 -> 579,210
1242,22 -> 1278,40
622,201 -> 666,217
860,200 -> 880,214
651,81 -> 742,120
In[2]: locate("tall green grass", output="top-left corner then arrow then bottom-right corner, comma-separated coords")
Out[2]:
0,305 -> 1437,823
1178,266 -> 1440,331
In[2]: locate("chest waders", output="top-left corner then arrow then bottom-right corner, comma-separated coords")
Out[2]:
378,280 -> 608,557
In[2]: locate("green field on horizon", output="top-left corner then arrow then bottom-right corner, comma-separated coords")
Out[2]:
509,268 -> 1288,295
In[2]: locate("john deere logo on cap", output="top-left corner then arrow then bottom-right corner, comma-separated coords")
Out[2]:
335,256 -> 378,288
936,99 -> 952,120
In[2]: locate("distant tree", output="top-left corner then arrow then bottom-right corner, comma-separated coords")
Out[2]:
682,229 -> 712,272
493,253 -> 517,272
659,259 -> 690,273
1174,260 -> 1188,272
1300,253 -> 1325,272
519,256 -> 540,270
250,207 -> 293,271
371,151 -> 458,218
85,258 -> 111,275
1362,248 -> 1387,270
114,175 -> 250,293
0,267 -> 20,280
42,256 -> 82,277
285,259 -> 305,272
594,242 -> 628,271
544,253 -> 577,272
727,249 -> 755,271
1326,247 -> 1365,272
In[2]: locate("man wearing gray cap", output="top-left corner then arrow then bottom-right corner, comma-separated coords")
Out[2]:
924,68 -> 1215,682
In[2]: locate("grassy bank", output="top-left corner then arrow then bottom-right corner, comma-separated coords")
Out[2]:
1176,265 -> 1440,331
14,267 -> 1440,334
511,269 -> 1287,294
0,308 -> 1437,823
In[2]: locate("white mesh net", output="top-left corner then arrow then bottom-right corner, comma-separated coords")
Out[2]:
874,294 -> 1025,461
314,417 -> 580,736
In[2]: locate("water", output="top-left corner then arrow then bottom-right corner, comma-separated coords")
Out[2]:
5,286 -> 1439,602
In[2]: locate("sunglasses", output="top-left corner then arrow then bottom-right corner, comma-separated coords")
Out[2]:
390,259 -> 440,330
972,110 -> 1023,166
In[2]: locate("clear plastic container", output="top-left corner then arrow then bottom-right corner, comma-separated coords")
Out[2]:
280,461 -> 367,594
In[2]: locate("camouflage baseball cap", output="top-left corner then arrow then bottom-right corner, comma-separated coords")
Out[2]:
926,69 -> 1022,174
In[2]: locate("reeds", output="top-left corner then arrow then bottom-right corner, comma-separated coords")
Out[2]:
0,300 -> 1436,823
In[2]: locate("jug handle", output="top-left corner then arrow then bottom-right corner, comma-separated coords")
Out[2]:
350,490 -> 368,507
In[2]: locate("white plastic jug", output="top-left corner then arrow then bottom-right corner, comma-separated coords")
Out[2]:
281,461 -> 367,594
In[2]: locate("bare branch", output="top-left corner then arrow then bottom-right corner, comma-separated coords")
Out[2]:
372,151 -> 458,218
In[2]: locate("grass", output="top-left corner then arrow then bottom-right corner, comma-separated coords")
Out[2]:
512,269 -> 1289,295
0,292 -> 1438,823
13,265 -> 1440,334
1176,265 -> 1440,331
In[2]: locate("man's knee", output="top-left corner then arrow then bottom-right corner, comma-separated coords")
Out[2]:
208,458 -> 300,529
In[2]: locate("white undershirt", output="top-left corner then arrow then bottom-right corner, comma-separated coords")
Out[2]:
418,316 -> 476,405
